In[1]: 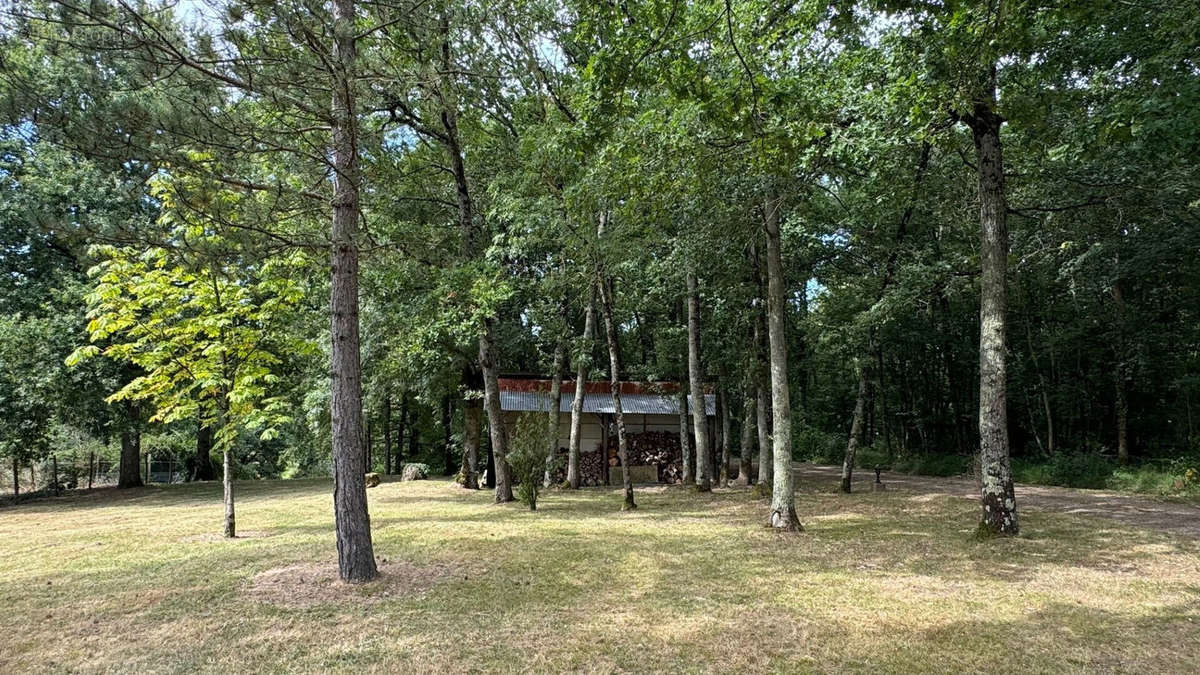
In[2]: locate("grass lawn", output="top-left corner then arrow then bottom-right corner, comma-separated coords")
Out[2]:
2,474 -> 1199,673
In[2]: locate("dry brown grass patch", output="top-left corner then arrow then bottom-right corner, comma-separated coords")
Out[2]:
245,559 -> 460,608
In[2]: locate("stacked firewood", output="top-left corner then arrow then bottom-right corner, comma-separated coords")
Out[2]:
604,431 -> 683,483
546,447 -> 607,486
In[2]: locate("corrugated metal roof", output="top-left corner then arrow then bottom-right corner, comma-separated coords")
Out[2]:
500,391 -> 715,416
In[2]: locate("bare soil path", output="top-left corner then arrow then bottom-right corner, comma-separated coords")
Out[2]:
798,463 -> 1200,539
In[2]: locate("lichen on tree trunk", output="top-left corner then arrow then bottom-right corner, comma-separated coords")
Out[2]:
965,71 -> 1018,537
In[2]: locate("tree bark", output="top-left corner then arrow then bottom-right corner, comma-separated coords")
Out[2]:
964,72 -> 1018,537
840,364 -> 869,493
598,275 -> 636,510
686,272 -> 712,491
763,196 -> 802,531
567,287 -> 596,489
194,418 -> 216,481
10,456 -> 17,498
329,0 -> 377,582
755,338 -> 773,491
118,401 -> 143,489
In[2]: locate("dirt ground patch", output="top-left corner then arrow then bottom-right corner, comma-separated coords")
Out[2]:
799,463 -> 1200,539
179,530 -> 274,543
245,559 -> 461,608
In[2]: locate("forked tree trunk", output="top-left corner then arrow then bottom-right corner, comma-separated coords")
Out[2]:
965,71 -> 1018,537
737,373 -> 755,485
598,276 -> 636,510
567,288 -> 596,489
687,273 -> 712,491
329,0 -> 377,582
840,364 -> 869,493
763,196 -> 802,531
118,403 -> 143,489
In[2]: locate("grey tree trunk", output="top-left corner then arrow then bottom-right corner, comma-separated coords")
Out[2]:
598,276 -> 636,510
737,372 -> 755,485
567,288 -> 596,489
965,73 -> 1018,537
840,364 -> 869,493
755,331 -> 773,491
763,196 -> 802,531
329,0 -> 377,582
677,376 -> 693,485
222,442 -> 235,539
687,273 -> 712,491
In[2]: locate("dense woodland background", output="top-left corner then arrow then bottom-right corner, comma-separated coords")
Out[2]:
1,0 -> 1197,505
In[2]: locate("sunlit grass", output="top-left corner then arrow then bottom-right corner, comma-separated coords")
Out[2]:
2,473 -> 1198,673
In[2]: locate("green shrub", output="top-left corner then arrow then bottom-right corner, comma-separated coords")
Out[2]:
1011,452 -> 1114,489
794,425 -> 843,464
507,413 -> 558,511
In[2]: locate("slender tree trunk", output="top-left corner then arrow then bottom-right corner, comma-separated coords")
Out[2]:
598,275 -> 635,510
118,402 -> 143,489
51,455 -> 59,495
383,393 -> 392,475
11,456 -> 17,498
755,340 -> 773,490
763,196 -> 802,531
461,395 -> 482,489
567,287 -> 596,489
442,394 -> 454,476
737,370 -> 756,485
194,418 -> 216,481
841,364 -> 869,493
677,376 -> 693,485
718,387 -> 731,487
479,320 -> 513,502
965,73 -> 1018,537
329,0 -> 377,581
546,305 -> 568,486
686,273 -> 712,491
87,450 -> 94,490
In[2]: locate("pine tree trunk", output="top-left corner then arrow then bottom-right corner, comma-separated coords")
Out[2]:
965,73 -> 1019,537
194,418 -> 216,481
841,364 -> 869,493
599,276 -> 636,510
687,273 -> 712,491
118,402 -> 143,489
763,196 -> 802,531
329,0 -> 377,582
567,288 -> 595,489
